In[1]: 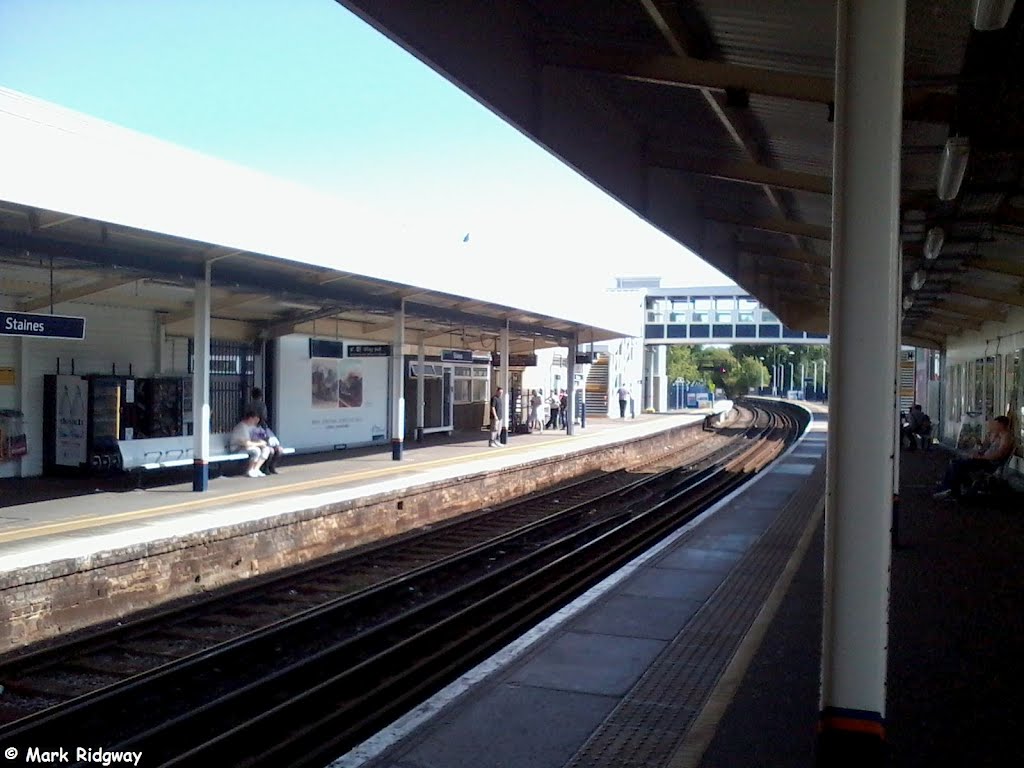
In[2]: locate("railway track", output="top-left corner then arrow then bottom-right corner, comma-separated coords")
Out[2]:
0,401 -> 802,766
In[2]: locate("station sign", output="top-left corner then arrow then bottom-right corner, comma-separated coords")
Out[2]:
308,339 -> 345,359
1,311 -> 86,340
441,349 -> 474,363
491,353 -> 538,368
575,353 -> 594,364
347,344 -> 391,358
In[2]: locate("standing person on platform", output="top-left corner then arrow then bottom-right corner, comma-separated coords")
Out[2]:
246,387 -> 282,474
559,389 -> 568,429
617,385 -> 631,418
529,389 -> 543,432
489,386 -> 505,447
546,390 -> 560,430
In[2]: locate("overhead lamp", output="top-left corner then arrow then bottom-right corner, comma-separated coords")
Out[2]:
923,226 -> 945,260
902,296 -> 915,311
937,137 -> 970,200
911,270 -> 928,291
972,0 -> 1016,30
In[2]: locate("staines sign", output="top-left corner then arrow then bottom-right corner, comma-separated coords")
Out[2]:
1,310 -> 86,340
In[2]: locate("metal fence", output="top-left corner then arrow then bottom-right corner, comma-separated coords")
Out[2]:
189,339 -> 256,434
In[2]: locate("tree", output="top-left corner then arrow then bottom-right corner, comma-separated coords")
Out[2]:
726,356 -> 770,395
667,345 -> 700,383
693,347 -> 738,392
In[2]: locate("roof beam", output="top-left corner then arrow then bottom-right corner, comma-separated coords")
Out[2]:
18,276 -> 137,312
966,256 -> 1024,279
739,244 -> 830,269
632,4 -> 807,251
161,293 -> 270,326
647,152 -> 832,195
707,212 -> 832,241
924,303 -> 1006,324
541,43 -> 833,104
948,285 -> 1024,309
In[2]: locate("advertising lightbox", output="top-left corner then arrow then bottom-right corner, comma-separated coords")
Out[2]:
276,335 -> 389,450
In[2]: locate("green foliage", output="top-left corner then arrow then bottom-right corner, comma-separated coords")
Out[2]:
725,356 -> 769,395
667,345 -> 700,383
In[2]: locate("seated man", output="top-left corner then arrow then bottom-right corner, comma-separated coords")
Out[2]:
230,410 -> 272,478
934,415 -> 1014,499
903,404 -> 931,450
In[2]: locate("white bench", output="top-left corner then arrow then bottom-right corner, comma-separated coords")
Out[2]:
117,436 -> 294,487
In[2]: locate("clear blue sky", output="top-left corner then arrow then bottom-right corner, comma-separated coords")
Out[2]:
0,0 -> 731,317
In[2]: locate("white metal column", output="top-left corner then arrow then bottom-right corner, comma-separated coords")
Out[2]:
416,339 -> 425,442
191,262 -> 212,492
500,323 -> 510,444
566,334 -> 577,436
391,301 -> 406,460
818,0 -> 904,760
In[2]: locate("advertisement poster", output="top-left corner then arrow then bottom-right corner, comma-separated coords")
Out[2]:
56,374 -> 88,466
277,336 -> 388,450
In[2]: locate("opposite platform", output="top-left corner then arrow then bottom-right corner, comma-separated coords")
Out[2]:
0,413 -> 708,652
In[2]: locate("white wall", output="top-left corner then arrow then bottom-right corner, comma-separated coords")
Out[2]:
273,335 -> 390,452
16,302 -> 159,477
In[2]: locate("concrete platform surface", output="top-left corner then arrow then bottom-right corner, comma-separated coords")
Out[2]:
329,408 -> 827,768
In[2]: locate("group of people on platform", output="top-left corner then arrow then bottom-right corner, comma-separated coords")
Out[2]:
900,403 -> 1017,501
525,388 -> 569,433
230,388 -> 284,478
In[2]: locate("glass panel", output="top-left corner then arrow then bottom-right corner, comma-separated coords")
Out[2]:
714,297 -> 735,311
715,310 -> 733,323
454,379 -> 471,403
471,379 -> 488,402
473,367 -> 489,377
761,309 -> 779,323
454,366 -> 472,377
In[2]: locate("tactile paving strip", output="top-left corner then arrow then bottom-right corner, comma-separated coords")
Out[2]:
564,461 -> 826,768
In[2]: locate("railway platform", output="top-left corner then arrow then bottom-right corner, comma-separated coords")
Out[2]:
331,407 -> 827,768
331,408 -> 1024,768
0,413 -> 708,653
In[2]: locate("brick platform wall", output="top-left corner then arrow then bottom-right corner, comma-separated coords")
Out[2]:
0,421 -> 706,652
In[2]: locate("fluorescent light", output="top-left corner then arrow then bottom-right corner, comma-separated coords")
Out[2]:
937,137 -> 970,200
911,270 -> 927,291
902,296 -> 914,311
923,227 -> 945,260
973,0 -> 1016,30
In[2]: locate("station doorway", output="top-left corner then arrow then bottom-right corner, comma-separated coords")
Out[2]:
406,362 -> 453,436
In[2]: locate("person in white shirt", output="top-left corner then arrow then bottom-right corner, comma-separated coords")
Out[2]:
617,386 -> 631,418
230,410 -> 271,478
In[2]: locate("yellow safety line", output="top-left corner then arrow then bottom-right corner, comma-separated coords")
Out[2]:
0,434 -> 583,545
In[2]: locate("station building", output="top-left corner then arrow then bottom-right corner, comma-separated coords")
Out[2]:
0,88 -> 638,482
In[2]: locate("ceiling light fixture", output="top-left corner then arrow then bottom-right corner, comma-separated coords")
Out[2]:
937,137 -> 970,200
911,270 -> 927,291
902,296 -> 914,311
923,227 -> 945,260
972,0 -> 1016,30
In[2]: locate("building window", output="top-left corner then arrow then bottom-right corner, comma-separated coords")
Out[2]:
761,309 -> 779,323
453,363 -> 490,404
669,298 -> 689,324
692,297 -> 711,323
714,297 -> 734,323
737,298 -> 758,323
646,298 -> 670,323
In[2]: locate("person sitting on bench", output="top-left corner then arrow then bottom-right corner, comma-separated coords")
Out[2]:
902,404 -> 931,450
934,416 -> 1014,500
230,410 -> 272,478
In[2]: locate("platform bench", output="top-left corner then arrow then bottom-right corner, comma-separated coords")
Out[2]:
117,436 -> 295,488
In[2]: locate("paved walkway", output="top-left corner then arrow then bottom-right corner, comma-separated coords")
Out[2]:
699,443 -> 1024,767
